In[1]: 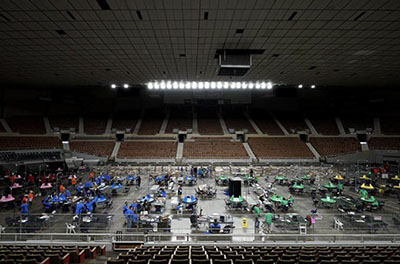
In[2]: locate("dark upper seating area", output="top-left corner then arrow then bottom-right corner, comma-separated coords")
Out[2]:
166,108 -> 193,133
138,109 -> 165,135
107,245 -> 400,264
70,140 -> 114,157
0,122 -> 6,132
381,116 -> 400,135
341,115 -> 373,133
250,110 -> 283,135
274,112 -> 309,134
112,115 -> 138,132
118,141 -> 177,158
49,115 -> 79,131
183,137 -> 248,159
222,109 -> 255,134
369,137 -> 400,150
6,116 -> 46,134
197,108 -> 223,135
0,136 -> 61,150
84,116 -> 108,135
248,137 -> 313,159
308,114 -> 340,135
310,137 -> 361,156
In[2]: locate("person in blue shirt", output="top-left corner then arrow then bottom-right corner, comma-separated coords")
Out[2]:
85,200 -> 94,213
130,201 -> 137,213
75,201 -> 85,215
65,189 -> 71,198
125,207 -> 134,229
84,181 -> 93,191
122,201 -> 129,214
76,183 -> 83,196
209,219 -> 221,233
21,203 -> 29,214
158,189 -> 166,198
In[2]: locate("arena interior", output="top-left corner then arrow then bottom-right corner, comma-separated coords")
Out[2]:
1,0 -> 400,263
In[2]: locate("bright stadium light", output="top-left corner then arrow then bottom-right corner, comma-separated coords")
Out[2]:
123,83 -> 129,89
146,80 -> 277,91
160,81 -> 166,90
311,85 -> 316,89
111,84 -> 117,89
298,84 -> 303,88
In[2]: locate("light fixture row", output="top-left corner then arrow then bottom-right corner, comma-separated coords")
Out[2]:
147,81 -> 274,90
111,83 -> 129,89
298,84 -> 316,89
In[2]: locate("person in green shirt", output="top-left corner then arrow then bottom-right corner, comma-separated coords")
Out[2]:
337,183 -> 343,195
253,205 -> 261,218
254,177 -> 259,183
264,212 -> 273,233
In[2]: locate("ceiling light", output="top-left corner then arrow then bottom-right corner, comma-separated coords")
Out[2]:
236,82 -> 242,89
185,82 -> 191,89
260,82 -> 266,89
147,83 -> 153,89
179,82 -> 184,89
111,84 -> 117,89
242,82 -> 248,89
154,82 -> 160,90
166,81 -> 172,89
123,84 -> 129,89
160,81 -> 166,89
255,82 -> 261,89
204,82 -> 210,89
311,85 -> 316,89
216,82 -> 222,89
267,82 -> 273,89
223,82 -> 229,89
192,82 -> 197,89
298,84 -> 303,88
248,83 -> 254,89
172,81 -> 178,89
198,82 -> 204,89
230,82 -> 236,89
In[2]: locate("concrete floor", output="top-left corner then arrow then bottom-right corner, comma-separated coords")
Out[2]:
2,165 -> 400,244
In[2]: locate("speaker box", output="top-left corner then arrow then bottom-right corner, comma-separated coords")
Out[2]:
229,177 -> 242,197
61,133 -> 70,142
116,133 -> 125,141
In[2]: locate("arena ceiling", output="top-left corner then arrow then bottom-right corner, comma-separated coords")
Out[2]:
0,0 -> 399,88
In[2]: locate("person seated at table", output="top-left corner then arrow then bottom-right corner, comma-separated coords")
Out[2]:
76,183 -> 84,196
65,189 -> 71,199
190,212 -> 198,228
130,200 -> 137,213
21,202 -> 29,215
288,196 -> 294,207
158,189 -> 166,198
122,201 -> 129,214
281,198 -> 289,212
209,219 -> 221,234
75,201 -> 85,216
42,195 -> 52,212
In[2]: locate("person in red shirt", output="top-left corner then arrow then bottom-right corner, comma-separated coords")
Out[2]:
9,174 -> 15,184
41,175 -> 46,185
27,174 -> 35,185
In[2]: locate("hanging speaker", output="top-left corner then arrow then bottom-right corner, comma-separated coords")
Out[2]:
228,177 -> 242,197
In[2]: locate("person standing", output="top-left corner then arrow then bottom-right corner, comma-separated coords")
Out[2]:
264,212 -> 273,233
136,175 -> 141,188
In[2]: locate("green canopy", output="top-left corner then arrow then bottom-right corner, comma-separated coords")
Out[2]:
275,176 -> 287,180
292,183 -> 304,189
219,176 -> 227,180
270,195 -> 283,203
321,196 -> 336,203
361,196 -> 376,203
302,175 -> 311,180
324,182 -> 337,189
230,195 -> 243,202
359,189 -> 368,198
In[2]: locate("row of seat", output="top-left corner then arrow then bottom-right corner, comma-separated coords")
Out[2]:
248,137 -> 313,159
309,137 -> 361,156
118,141 -> 177,159
106,245 -> 400,264
0,244 -> 106,264
69,140 -> 115,157
183,138 -> 248,158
